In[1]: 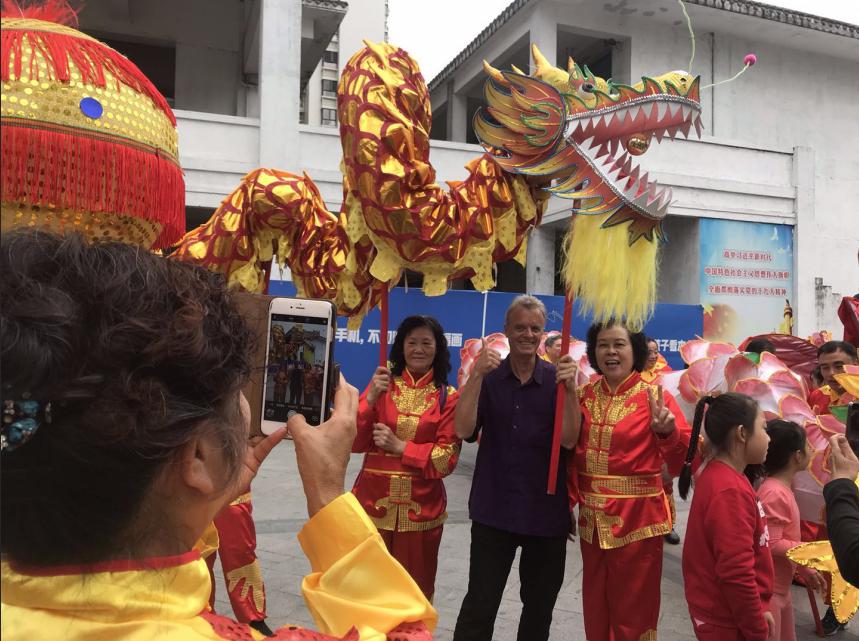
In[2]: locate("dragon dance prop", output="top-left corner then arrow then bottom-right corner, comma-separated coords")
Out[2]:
0,4 -> 184,249
473,41 -> 706,492
785,366 -> 858,626
173,41 -> 547,351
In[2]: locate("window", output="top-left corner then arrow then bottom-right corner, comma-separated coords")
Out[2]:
324,50 -> 338,65
322,79 -> 338,97
97,37 -> 176,103
321,108 -> 337,126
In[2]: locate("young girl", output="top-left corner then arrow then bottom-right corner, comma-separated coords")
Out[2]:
749,420 -> 826,641
680,393 -> 775,641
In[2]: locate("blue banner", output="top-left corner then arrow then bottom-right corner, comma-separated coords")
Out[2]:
269,281 -> 702,388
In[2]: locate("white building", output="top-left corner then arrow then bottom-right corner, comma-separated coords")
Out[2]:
77,0 -> 858,337
78,0 -> 386,229
426,0 -> 859,337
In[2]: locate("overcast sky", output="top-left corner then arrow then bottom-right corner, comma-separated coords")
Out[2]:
388,0 -> 859,82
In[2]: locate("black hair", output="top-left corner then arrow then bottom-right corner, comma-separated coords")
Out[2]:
811,366 -> 823,387
745,419 -> 806,485
586,320 -> 649,374
678,392 -> 760,499
646,336 -> 658,347
746,338 -> 775,355
388,315 -> 450,389
1,231 -> 253,566
545,334 -> 561,348
818,340 -> 858,361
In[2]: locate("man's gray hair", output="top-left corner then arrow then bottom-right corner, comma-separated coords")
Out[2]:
504,294 -> 547,327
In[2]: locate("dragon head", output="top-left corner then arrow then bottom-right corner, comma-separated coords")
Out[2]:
475,44 -> 702,244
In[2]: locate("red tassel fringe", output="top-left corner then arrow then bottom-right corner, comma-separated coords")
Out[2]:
1,1 -> 79,26
1,23 -> 176,125
1,124 -> 185,248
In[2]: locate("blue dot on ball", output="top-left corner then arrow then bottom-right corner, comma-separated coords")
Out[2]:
79,96 -> 104,119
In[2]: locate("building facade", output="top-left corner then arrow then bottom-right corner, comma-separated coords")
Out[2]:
426,0 -> 859,338
76,0 -> 858,338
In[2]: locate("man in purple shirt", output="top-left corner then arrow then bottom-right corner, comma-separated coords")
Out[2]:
453,295 -> 578,641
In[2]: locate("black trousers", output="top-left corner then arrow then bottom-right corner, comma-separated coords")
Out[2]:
453,521 -> 567,641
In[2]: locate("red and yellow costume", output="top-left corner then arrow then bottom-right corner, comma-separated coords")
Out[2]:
1,493 -> 436,641
572,372 -> 691,641
640,354 -> 672,384
352,369 -> 460,600
202,492 -> 267,624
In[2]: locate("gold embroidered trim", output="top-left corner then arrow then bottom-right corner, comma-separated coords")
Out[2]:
230,492 -> 252,506
225,560 -> 265,613
579,472 -> 663,497
430,442 -> 460,475
391,376 -> 435,442
639,630 -> 657,641
370,474 -> 447,532
582,378 -> 650,475
579,506 -> 671,549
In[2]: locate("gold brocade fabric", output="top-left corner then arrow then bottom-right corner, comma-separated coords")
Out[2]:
225,560 -> 266,613
1,203 -> 162,247
0,23 -> 177,160
787,477 -> 859,625
171,42 -> 545,321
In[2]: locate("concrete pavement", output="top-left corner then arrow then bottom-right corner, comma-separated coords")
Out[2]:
212,440 -> 857,641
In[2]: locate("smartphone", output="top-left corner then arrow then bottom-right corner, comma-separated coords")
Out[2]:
261,297 -> 336,434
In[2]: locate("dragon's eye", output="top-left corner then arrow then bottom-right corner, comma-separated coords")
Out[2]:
581,82 -> 595,93
79,97 -> 104,120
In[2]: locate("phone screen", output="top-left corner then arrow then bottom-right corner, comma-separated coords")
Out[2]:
263,313 -> 330,426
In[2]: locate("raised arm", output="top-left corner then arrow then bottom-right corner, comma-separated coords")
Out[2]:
556,355 -> 581,450
455,340 -> 500,440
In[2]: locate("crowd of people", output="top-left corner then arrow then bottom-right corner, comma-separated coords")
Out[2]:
3,234 -> 857,641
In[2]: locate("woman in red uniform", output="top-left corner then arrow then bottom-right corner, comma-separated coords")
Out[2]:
566,321 -> 691,641
352,315 -> 461,600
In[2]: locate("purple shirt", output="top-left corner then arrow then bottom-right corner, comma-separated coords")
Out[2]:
468,356 -> 570,537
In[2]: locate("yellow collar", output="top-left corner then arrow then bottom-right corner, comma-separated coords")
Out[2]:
1,551 -> 209,623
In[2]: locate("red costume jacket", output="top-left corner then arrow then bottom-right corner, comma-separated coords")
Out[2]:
574,372 -> 691,549
352,369 -> 460,532
683,461 -> 774,641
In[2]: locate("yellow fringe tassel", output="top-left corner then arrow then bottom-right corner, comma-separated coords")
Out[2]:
563,214 -> 658,331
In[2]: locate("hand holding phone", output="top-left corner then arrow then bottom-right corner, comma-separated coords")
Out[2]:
261,297 -> 336,434
288,373 -> 358,517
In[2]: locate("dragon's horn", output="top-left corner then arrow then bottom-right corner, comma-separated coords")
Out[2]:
510,64 -> 526,75
567,56 -> 576,73
482,59 -> 506,83
531,43 -> 553,77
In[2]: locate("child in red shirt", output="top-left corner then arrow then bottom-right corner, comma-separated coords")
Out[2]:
679,393 -> 775,641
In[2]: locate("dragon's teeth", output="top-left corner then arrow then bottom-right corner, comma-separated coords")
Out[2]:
680,121 -> 692,138
680,105 -> 692,120
656,102 -> 668,121
668,102 -> 681,118
628,105 -> 641,121
694,116 -> 703,137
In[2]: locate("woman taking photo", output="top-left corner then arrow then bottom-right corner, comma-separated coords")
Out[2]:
352,316 -> 461,601
0,231 -> 435,641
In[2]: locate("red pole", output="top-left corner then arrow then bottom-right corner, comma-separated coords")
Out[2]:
806,585 -> 824,637
379,284 -> 389,367
547,292 -> 574,494
262,259 -> 273,295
